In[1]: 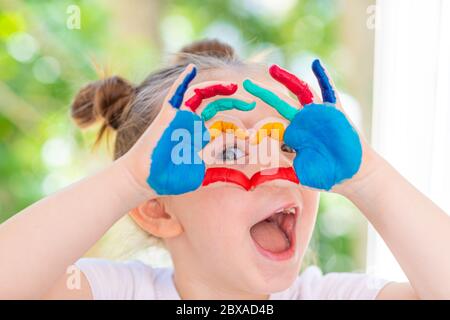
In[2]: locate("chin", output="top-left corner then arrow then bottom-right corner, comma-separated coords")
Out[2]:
243,203 -> 306,293
251,251 -> 304,294
247,266 -> 300,295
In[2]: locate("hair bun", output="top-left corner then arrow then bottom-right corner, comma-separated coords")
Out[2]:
174,39 -> 237,64
71,76 -> 134,131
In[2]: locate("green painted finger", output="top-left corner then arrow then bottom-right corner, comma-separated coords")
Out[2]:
201,98 -> 256,121
243,79 -> 298,121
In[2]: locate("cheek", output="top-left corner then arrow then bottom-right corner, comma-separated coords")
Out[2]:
167,189 -> 249,245
297,190 -> 319,251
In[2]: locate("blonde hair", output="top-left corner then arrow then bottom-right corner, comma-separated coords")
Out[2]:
71,39 -> 244,157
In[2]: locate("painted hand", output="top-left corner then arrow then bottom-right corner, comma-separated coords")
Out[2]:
148,65 -> 210,195
284,60 -> 362,190
244,60 -> 362,191
124,64 -> 210,196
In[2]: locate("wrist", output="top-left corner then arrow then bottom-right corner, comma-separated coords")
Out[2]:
334,146 -> 389,201
109,156 -> 154,208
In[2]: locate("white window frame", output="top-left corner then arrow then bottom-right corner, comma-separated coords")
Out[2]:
368,0 -> 450,281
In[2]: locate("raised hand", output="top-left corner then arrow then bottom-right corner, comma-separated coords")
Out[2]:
244,60 -> 362,191
124,64 -> 210,196
284,60 -> 362,190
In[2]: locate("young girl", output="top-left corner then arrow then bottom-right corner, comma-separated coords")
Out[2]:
1,39 -> 449,300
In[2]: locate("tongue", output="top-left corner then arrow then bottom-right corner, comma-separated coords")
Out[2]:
250,219 -> 290,253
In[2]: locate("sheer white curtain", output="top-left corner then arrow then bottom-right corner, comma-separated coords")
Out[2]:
368,0 -> 450,280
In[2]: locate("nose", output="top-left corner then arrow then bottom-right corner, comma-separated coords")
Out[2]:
202,133 -> 293,173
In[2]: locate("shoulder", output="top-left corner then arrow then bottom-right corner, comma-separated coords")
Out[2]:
75,258 -> 172,300
271,266 -> 390,300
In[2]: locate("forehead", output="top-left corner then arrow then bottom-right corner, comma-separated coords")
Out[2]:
182,66 -> 302,128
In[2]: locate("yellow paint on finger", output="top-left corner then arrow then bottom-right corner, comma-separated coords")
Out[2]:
208,121 -> 248,140
252,122 -> 285,144
209,121 -> 285,143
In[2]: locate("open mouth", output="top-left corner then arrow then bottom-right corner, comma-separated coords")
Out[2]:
250,206 -> 297,261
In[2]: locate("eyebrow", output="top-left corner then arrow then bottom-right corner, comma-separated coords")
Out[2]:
185,83 -> 238,112
243,79 -> 298,121
201,98 -> 256,121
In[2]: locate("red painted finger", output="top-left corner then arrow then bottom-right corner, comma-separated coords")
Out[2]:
185,83 -> 238,112
202,167 -> 298,191
269,65 -> 314,106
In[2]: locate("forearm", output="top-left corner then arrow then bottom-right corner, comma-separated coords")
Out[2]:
341,154 -> 450,299
0,158 -> 150,299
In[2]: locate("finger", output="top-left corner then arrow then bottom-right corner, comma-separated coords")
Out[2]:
269,64 -> 314,106
185,83 -> 238,112
166,63 -> 197,109
312,59 -> 337,104
243,79 -> 298,121
312,60 -> 350,115
201,98 -> 256,121
153,64 -> 198,132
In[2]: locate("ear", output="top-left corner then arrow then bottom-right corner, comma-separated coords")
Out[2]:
130,200 -> 183,238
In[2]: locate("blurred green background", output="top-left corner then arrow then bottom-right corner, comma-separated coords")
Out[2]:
0,0 -> 375,272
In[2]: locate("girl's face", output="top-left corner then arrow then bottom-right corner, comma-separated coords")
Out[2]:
161,67 -> 319,296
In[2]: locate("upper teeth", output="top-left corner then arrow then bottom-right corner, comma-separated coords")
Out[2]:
279,207 -> 295,215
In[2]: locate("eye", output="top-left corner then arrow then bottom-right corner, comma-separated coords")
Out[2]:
220,145 -> 245,161
281,143 -> 295,153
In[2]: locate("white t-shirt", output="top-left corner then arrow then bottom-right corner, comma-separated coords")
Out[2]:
75,258 -> 390,300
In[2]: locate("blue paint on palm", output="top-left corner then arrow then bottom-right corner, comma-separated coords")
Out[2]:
284,104 -> 362,190
147,66 -> 210,195
148,110 -> 210,195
